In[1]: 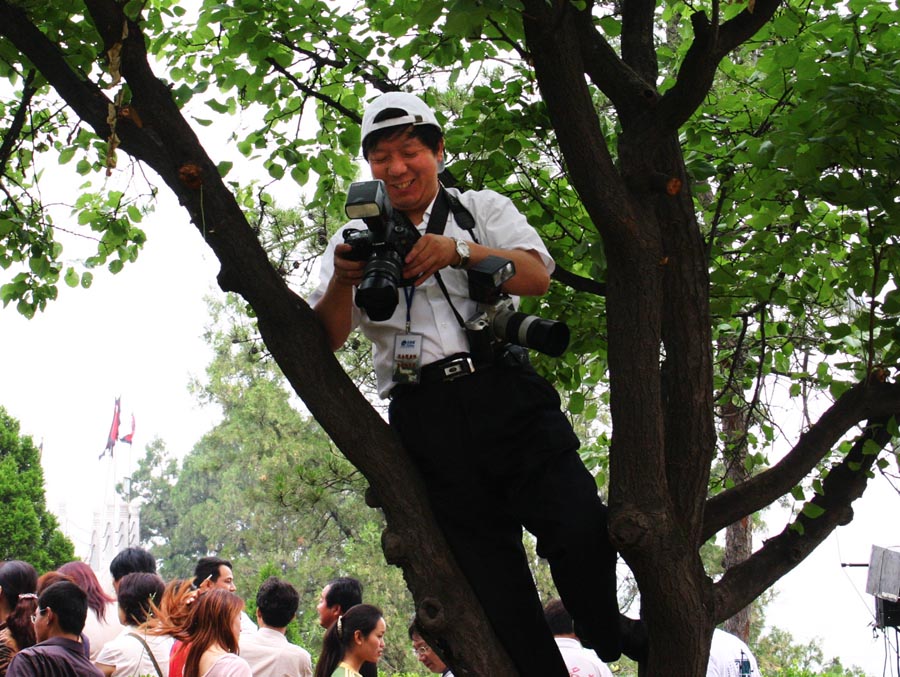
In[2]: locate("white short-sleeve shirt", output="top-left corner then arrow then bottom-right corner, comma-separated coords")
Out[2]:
309,187 -> 554,397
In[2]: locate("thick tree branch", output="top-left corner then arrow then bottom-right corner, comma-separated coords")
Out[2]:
712,417 -> 891,622
621,0 -> 658,83
575,10 -> 658,120
520,0 -> 632,239
645,0 -> 784,138
703,379 -> 900,540
0,2 -> 111,134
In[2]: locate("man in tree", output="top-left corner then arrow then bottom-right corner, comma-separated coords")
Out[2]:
7,581 -> 103,677
311,92 -> 645,675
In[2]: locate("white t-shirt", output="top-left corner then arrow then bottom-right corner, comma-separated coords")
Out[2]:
554,636 -> 613,677
310,187 -> 554,398
238,628 -> 312,677
706,629 -> 761,677
94,628 -> 174,677
83,602 -> 126,660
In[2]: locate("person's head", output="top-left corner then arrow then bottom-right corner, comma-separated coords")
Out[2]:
317,576 -> 363,629
408,624 -> 448,674
0,560 -> 38,619
543,598 -> 575,637
110,547 -> 157,590
314,604 -> 385,677
57,561 -> 115,621
116,572 -> 165,627
36,571 -> 74,595
0,560 -> 39,651
255,576 -> 299,630
360,92 -> 444,224
193,556 -> 235,593
34,581 -> 89,642
184,589 -> 244,677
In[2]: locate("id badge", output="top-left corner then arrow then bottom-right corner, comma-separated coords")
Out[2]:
393,333 -> 423,384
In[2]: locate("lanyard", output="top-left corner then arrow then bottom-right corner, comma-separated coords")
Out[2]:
402,187 -> 468,329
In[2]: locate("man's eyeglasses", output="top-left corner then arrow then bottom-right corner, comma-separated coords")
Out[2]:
413,644 -> 432,657
31,607 -> 48,624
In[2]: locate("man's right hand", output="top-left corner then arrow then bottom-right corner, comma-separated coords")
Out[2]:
333,243 -> 366,288
313,243 -> 367,351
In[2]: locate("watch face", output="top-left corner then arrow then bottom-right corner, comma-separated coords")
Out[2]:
456,239 -> 470,266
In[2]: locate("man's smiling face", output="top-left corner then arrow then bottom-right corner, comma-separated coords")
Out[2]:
367,129 -> 443,225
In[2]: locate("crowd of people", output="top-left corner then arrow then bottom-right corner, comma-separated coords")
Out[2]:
0,547 -> 758,676
0,549 -> 433,677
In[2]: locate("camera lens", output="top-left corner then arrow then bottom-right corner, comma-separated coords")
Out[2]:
494,310 -> 570,357
355,255 -> 403,321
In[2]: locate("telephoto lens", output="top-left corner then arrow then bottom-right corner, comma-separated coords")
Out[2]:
493,310 -> 570,357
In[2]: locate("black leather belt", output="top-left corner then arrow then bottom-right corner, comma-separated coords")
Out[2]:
420,354 -> 477,384
390,354 -> 480,399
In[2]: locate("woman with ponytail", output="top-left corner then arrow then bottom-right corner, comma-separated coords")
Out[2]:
314,604 -> 385,677
0,561 -> 39,676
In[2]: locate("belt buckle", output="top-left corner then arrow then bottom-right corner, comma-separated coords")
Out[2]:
441,357 -> 475,381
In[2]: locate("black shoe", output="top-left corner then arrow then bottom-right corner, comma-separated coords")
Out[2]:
619,615 -> 648,663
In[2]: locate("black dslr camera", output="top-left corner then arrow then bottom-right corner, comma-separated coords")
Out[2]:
464,256 -> 570,359
341,180 -> 421,321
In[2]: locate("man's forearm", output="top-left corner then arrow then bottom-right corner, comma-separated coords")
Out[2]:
313,279 -> 355,351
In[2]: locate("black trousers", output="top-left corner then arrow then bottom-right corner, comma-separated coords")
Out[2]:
389,362 -> 622,676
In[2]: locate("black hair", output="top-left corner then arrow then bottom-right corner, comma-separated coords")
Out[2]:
117,572 -> 165,625
0,560 -> 38,652
314,604 -> 383,677
193,556 -> 232,588
110,547 -> 157,582
255,577 -> 300,629
38,581 -> 89,636
324,577 -> 363,612
362,107 -> 443,160
543,598 -> 574,636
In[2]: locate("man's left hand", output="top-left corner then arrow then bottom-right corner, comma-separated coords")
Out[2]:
404,234 -> 458,285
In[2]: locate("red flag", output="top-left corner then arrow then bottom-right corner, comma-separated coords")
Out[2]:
119,414 -> 135,444
100,397 -> 121,459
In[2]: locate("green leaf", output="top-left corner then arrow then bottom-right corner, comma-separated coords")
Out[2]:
801,503 -> 825,519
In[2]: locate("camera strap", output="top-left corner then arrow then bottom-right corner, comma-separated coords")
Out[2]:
425,186 -> 478,241
423,186 -> 477,330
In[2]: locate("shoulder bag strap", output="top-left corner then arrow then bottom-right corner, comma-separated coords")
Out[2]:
127,632 -> 164,677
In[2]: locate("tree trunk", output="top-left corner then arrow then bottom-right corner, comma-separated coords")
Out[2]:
722,397 -> 754,641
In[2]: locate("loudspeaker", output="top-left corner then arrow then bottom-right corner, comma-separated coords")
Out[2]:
867,546 -> 900,629
876,597 -> 900,629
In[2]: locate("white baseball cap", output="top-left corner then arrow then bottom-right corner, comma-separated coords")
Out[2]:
360,92 -> 442,154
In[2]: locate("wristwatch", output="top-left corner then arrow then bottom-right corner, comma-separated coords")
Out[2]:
450,237 -> 470,269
